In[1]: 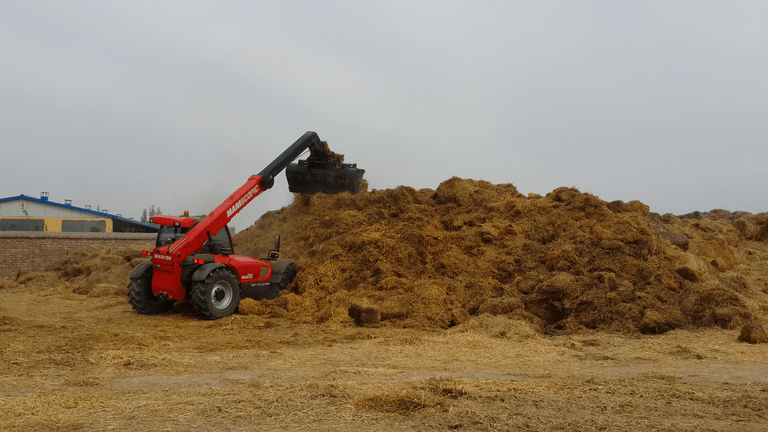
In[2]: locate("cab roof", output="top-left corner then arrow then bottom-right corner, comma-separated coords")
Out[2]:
149,215 -> 198,228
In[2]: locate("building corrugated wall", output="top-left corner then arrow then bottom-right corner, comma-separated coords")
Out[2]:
0,193 -> 156,233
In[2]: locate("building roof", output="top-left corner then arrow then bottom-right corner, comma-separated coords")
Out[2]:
0,193 -> 157,232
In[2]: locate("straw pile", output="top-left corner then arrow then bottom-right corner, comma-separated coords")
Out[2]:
234,177 -> 768,334
10,244 -> 149,298
10,178 -> 767,335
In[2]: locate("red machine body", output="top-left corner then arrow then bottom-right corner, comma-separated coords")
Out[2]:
147,176 -> 268,301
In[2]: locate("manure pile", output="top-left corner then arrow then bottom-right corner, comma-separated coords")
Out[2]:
6,177 -> 768,336
235,177 -> 768,333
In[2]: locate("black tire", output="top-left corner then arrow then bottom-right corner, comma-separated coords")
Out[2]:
127,272 -> 174,315
190,268 -> 240,320
267,261 -> 296,299
276,261 -> 297,291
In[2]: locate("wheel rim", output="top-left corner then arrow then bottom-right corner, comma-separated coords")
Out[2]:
210,281 -> 233,310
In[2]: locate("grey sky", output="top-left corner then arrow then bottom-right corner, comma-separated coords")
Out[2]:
2,0 -> 767,231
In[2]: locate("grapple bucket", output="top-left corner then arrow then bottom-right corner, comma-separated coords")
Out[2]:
286,160 -> 365,194
284,138 -> 365,195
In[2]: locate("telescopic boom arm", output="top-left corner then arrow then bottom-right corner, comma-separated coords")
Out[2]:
164,131 -> 323,260
149,131 -> 326,300
257,131 -> 323,182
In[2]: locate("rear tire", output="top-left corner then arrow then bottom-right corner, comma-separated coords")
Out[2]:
128,272 -> 174,315
190,268 -> 240,320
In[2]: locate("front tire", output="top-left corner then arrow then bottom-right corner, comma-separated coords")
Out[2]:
128,272 -> 174,315
269,261 -> 296,298
190,268 -> 240,320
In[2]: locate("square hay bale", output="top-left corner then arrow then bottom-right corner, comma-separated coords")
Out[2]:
738,324 -> 768,344
348,302 -> 381,326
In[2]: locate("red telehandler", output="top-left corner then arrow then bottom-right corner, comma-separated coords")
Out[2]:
128,131 -> 365,319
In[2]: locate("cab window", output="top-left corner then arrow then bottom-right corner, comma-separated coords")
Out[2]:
156,225 -> 232,254
209,227 -> 233,254
157,226 -> 188,247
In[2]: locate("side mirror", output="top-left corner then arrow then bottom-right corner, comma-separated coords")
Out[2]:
265,234 -> 281,260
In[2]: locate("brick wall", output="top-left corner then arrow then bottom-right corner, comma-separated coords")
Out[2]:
0,232 -> 155,279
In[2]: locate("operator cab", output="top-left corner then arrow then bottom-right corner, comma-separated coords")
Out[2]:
152,215 -> 234,255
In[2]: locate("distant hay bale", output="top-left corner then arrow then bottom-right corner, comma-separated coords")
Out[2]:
738,324 -> 768,344
348,302 -> 381,326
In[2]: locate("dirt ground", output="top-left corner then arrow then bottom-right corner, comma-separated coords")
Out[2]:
1,273 -> 767,431
3,178 -> 768,431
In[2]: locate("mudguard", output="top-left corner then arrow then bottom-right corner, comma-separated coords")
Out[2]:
129,261 -> 153,280
270,259 -> 295,283
191,263 -> 227,282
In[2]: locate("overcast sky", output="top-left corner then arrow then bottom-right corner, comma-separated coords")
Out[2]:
2,0 -> 767,231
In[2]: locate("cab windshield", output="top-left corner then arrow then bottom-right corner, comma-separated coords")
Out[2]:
156,225 -> 233,254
